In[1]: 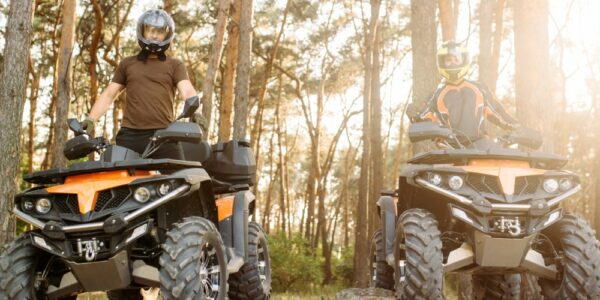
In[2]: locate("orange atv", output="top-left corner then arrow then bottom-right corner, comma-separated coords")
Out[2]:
370,121 -> 600,299
0,97 -> 271,300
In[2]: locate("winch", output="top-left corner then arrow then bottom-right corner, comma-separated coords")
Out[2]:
76,238 -> 104,262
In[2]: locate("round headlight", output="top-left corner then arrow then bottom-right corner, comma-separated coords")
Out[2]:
543,178 -> 559,194
429,173 -> 442,186
559,178 -> 573,191
134,187 -> 151,203
448,175 -> 464,191
158,182 -> 172,196
23,200 -> 34,211
35,198 -> 52,214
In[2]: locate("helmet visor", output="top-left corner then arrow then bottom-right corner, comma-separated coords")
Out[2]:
439,53 -> 467,69
137,10 -> 174,46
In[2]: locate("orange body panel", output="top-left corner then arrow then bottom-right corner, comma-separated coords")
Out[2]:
46,170 -> 157,214
459,159 -> 546,195
216,196 -> 234,221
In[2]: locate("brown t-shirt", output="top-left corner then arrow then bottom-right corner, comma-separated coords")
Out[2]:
112,56 -> 189,129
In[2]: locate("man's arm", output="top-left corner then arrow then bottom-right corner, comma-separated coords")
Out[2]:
408,85 -> 444,123
88,82 -> 125,121
479,84 -> 519,129
177,79 -> 197,99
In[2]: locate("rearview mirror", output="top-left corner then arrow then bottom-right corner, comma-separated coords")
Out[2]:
68,118 -> 86,136
176,95 -> 200,120
408,121 -> 453,143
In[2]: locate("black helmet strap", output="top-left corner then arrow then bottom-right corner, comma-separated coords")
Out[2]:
136,41 -> 169,62
136,49 -> 167,62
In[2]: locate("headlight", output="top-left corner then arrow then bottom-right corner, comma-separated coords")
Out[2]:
134,187 -> 151,203
559,178 -> 573,191
35,198 -> 52,214
543,178 -> 559,194
429,173 -> 442,186
22,200 -> 35,211
158,182 -> 172,196
448,175 -> 464,191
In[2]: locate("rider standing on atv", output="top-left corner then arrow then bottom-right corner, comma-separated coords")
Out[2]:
411,40 -> 520,142
81,9 -> 197,159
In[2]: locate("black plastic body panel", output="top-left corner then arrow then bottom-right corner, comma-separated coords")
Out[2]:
203,140 -> 257,186
24,159 -> 203,184
408,149 -> 567,169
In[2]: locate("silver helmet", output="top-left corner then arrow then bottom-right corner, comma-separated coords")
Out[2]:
136,9 -> 175,53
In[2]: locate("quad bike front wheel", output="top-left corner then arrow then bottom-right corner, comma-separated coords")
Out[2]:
228,222 -> 271,300
472,274 -> 521,300
159,216 -> 228,300
369,229 -> 394,290
0,234 -> 76,300
538,214 -> 600,299
393,208 -> 443,300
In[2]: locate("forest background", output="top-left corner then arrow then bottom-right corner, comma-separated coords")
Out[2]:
1,0 -> 600,296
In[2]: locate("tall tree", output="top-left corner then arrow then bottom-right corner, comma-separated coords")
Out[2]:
27,55 -> 40,175
479,0 -> 506,93
219,0 -> 241,142
232,0 -> 253,140
250,0 -> 291,152
438,0 -> 459,41
367,0 -> 383,251
0,0 -> 35,245
410,0 -> 438,155
514,0 -> 550,150
353,0 -> 381,287
201,0 -> 230,139
50,0 -> 77,168
88,0 -> 102,137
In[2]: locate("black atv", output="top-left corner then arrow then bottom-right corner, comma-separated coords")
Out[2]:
0,97 -> 271,300
370,121 -> 600,299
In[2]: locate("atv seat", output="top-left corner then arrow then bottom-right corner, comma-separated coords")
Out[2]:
181,140 -> 211,163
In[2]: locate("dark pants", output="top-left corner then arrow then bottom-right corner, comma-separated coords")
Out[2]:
116,127 -> 183,159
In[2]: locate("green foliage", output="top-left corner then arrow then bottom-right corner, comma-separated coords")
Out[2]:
332,245 -> 354,287
269,232 -> 323,292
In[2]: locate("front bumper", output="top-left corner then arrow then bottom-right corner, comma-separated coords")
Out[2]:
415,177 -> 581,214
14,184 -> 190,234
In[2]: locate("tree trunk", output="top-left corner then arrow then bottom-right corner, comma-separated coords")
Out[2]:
275,74 -> 287,234
50,0 -> 77,168
438,0 -> 458,41
27,55 -> 40,176
262,132 -> 276,233
354,0 -> 377,287
88,0 -> 102,138
410,0 -> 438,155
201,0 -> 230,139
514,0 -> 551,151
303,104 -> 321,244
0,0 -> 35,245
479,0 -> 505,93
232,0 -> 253,140
163,0 -> 175,14
42,11 -> 63,170
249,0 -> 291,151
218,0 -> 241,142
368,0 -> 383,239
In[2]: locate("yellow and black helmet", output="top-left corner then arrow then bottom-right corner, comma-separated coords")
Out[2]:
437,40 -> 470,84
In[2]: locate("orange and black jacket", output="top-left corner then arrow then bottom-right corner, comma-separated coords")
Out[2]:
415,80 -> 518,140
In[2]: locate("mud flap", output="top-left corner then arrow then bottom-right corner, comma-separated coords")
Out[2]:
219,190 -> 255,273
377,195 -> 397,266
